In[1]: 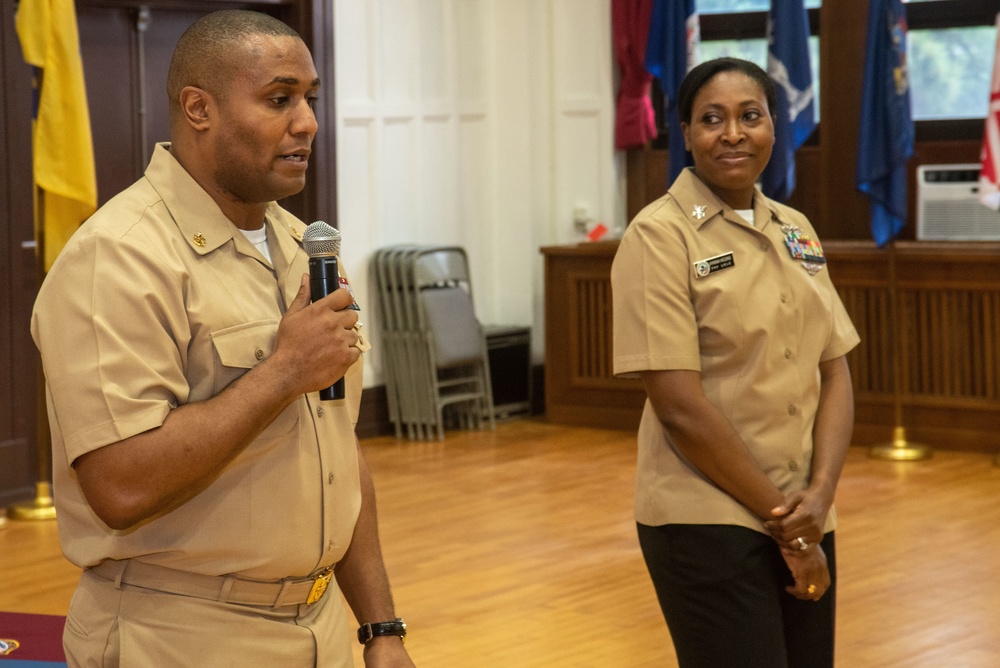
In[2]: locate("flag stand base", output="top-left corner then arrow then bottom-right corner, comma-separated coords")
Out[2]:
8,482 -> 57,521
868,426 -> 932,462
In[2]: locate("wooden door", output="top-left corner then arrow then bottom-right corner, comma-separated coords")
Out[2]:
0,0 -> 41,507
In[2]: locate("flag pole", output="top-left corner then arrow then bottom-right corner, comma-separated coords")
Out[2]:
8,365 -> 57,521
869,240 -> 932,461
8,185 -> 57,521
9,0 -> 97,520
982,12 -> 1000,466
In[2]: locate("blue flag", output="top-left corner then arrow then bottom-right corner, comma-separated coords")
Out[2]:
856,0 -> 914,247
761,0 -> 815,201
645,0 -> 698,185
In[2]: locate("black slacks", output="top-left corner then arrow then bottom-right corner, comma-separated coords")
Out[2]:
637,523 -> 836,668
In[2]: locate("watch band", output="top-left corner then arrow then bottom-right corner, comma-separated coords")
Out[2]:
357,618 -> 407,645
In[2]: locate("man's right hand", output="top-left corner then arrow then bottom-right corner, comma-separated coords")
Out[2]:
272,274 -> 362,397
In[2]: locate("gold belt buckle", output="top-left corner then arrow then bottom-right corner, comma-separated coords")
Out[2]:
306,567 -> 333,605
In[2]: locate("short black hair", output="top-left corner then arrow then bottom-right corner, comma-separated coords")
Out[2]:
676,57 -> 777,124
167,10 -> 302,112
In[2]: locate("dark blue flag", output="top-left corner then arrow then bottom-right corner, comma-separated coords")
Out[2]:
645,0 -> 698,185
761,0 -> 816,201
856,0 -> 914,247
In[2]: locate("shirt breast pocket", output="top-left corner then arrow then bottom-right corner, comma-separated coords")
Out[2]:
210,320 -> 299,441
692,273 -> 743,358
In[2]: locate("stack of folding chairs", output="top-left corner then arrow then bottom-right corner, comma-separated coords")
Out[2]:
372,246 -> 496,440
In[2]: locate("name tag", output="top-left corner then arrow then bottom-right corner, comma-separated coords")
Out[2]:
693,252 -> 735,278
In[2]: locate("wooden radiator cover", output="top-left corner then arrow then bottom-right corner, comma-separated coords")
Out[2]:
542,240 -> 1000,453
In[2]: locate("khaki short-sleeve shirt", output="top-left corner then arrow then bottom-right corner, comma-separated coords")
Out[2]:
31,144 -> 367,580
612,168 -> 859,533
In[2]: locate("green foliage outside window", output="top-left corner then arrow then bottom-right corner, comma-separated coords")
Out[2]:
697,0 -> 821,12
695,1 -> 996,121
909,26 -> 996,120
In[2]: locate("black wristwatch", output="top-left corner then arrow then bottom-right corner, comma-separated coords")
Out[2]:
357,618 -> 407,645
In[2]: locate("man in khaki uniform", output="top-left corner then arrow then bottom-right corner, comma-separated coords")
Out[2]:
31,11 -> 413,667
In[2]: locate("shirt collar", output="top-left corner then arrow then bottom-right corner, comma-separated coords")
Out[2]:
668,167 -> 784,231
144,143 -> 236,256
143,143 -> 307,266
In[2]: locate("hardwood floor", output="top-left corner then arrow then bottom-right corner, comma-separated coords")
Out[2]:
2,419 -> 999,667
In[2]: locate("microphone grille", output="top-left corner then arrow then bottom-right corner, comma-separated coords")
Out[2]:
303,221 -> 341,257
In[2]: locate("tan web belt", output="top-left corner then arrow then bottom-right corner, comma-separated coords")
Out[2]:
90,558 -> 334,609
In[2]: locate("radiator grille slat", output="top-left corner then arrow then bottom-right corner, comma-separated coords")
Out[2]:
842,283 -> 1000,402
573,277 -> 613,381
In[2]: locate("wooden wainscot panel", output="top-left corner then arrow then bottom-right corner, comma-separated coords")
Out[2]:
543,239 -> 1000,454
541,242 -> 644,430
825,240 -> 1000,453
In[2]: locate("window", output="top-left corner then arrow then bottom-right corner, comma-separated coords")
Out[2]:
697,0 -> 820,13
697,1 -> 822,123
699,37 -> 820,122
903,0 -> 997,135
907,21 -> 996,120
697,1 -> 995,127
650,0 -> 994,144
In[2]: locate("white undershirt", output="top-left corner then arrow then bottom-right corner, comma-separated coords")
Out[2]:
735,209 -> 755,226
240,226 -> 272,263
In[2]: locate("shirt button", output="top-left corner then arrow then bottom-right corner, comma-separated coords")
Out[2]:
789,460 -> 799,472
759,242 -> 769,252
780,293 -> 788,303
328,472 -> 334,485
784,348 -> 792,359
254,348 -> 264,361
317,406 -> 325,418
788,404 -> 797,415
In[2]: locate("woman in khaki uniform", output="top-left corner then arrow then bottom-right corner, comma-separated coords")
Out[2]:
612,58 -> 859,668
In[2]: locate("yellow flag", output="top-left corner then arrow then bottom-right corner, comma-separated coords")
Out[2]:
16,0 -> 97,271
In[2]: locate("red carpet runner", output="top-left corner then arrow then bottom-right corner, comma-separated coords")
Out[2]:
0,612 -> 67,667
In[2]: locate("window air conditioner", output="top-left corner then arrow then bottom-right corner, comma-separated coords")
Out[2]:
916,163 -> 1000,241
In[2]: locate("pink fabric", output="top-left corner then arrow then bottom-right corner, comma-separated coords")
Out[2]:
613,0 -> 657,150
979,13 -> 1000,210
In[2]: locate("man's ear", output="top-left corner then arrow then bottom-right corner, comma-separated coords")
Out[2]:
179,86 -> 212,131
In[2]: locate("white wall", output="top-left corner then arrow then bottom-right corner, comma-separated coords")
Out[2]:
333,0 -> 624,388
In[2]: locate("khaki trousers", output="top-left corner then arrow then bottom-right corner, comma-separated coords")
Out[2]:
63,568 -> 353,668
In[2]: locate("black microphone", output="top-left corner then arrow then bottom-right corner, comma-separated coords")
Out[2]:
303,221 -> 345,401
